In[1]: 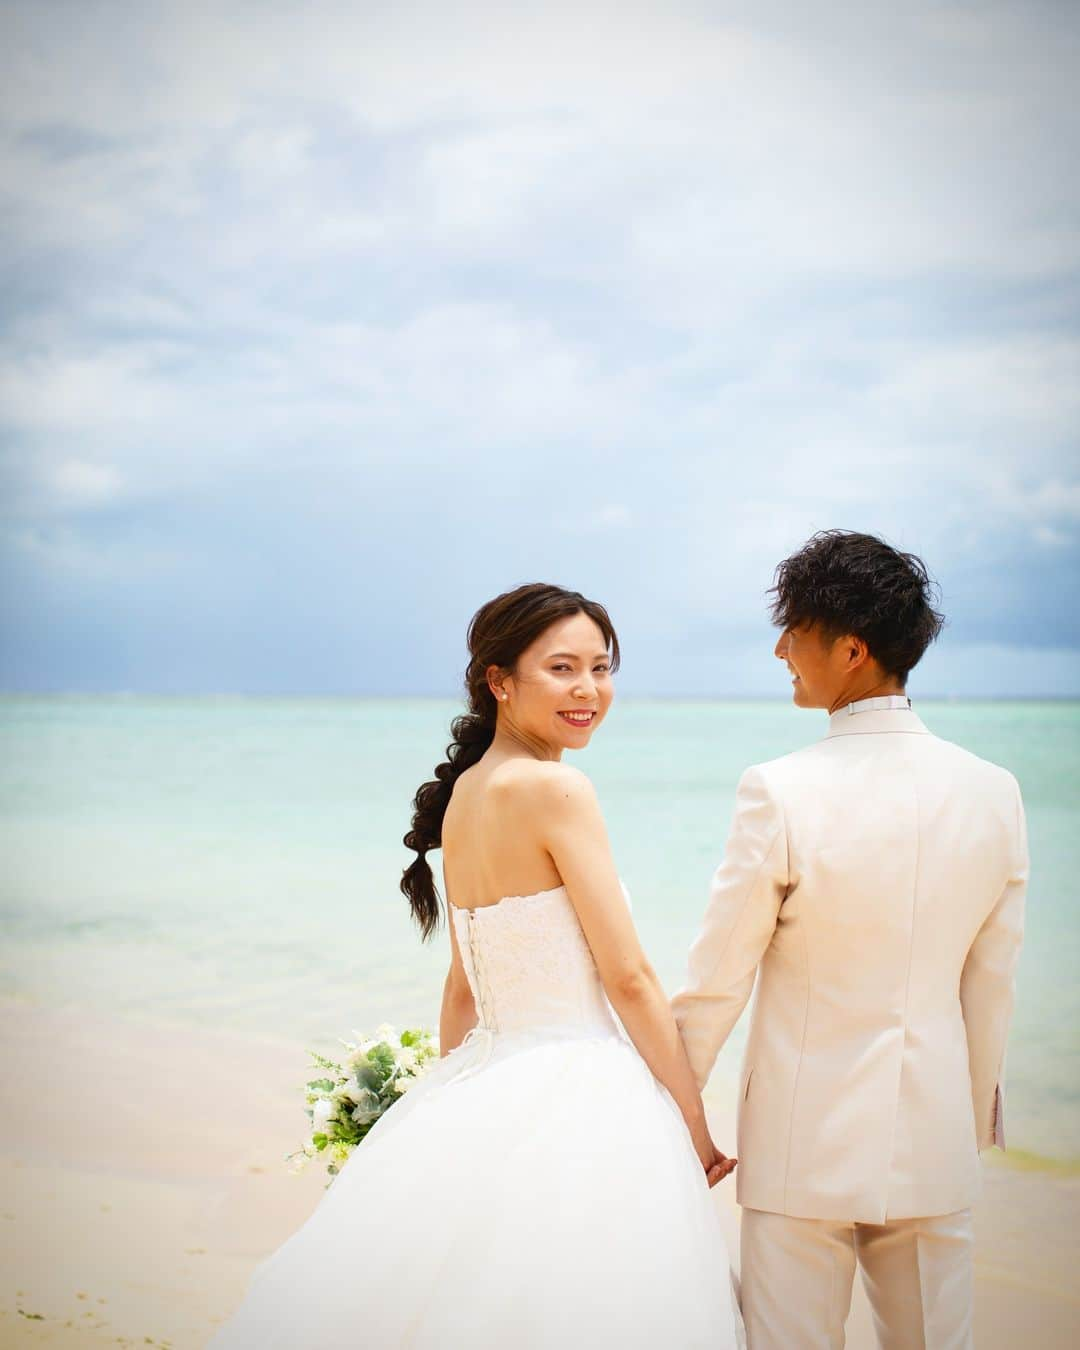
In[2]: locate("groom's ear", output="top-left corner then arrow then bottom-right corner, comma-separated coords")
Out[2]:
840,634 -> 872,672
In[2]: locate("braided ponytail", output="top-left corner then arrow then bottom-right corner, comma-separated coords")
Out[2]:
400,682 -> 496,941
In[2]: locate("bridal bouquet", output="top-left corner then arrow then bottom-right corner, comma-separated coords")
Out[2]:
289,1024 -> 440,1178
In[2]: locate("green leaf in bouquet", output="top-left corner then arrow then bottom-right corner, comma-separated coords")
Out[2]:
358,1085 -> 380,1107
306,1077 -> 337,1093
349,1088 -> 381,1125
311,1133 -> 329,1151
355,1060 -> 380,1091
357,1043 -> 396,1092
400,1029 -> 421,1047
370,1042 -> 396,1071
336,1117 -> 364,1146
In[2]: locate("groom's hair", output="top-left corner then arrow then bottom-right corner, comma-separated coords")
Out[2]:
769,531 -> 945,682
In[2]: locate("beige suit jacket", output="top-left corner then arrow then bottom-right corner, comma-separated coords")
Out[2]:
672,701 -> 1027,1223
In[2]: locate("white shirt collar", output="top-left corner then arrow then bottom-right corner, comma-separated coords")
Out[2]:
825,695 -> 928,738
841,694 -> 912,716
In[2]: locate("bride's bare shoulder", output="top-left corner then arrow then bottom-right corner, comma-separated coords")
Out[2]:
488,759 -> 598,809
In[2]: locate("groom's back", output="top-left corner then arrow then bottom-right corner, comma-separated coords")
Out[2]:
772,727 -> 1018,1003
735,711 -> 1026,1223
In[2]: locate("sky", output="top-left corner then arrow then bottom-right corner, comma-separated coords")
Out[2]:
1,0 -> 1078,698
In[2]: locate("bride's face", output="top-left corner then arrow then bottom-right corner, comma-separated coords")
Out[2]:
493,612 -> 614,753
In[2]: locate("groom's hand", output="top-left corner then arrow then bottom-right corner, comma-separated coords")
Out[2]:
706,1153 -> 737,1188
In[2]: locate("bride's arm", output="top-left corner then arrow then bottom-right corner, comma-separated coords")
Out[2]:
536,765 -> 735,1186
439,904 -> 478,1055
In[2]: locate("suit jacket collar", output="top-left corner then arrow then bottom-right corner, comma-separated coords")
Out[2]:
825,697 -> 930,738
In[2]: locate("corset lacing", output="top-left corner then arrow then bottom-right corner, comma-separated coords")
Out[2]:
447,908 -> 498,1086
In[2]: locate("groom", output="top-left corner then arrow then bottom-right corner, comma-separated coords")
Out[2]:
673,530 -> 1027,1349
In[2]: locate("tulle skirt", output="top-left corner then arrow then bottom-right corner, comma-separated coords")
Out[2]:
209,1026 -> 742,1348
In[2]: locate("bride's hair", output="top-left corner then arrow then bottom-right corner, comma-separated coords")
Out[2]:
401,582 -> 621,940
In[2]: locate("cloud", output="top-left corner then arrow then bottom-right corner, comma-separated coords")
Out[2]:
0,1 -> 1077,693
46,459 -> 123,508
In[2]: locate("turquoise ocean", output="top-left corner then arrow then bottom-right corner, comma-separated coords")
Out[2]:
1,696 -> 1076,1162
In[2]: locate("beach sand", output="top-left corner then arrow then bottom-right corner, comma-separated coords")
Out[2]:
1,998 -> 1076,1349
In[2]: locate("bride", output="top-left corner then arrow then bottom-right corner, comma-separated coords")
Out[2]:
210,582 -> 743,1348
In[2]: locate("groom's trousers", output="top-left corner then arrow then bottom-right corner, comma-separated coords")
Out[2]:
740,1206 -> 974,1350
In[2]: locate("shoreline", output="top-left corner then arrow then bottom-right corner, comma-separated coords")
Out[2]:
986,1147 -> 1080,1177
2,997 -> 1078,1347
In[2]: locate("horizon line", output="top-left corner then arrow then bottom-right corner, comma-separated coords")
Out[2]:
1,690 -> 1078,705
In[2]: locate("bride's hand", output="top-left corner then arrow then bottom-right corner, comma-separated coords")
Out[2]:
704,1147 -> 737,1188
690,1119 -> 737,1188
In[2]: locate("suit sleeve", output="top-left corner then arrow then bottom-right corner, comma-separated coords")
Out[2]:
671,766 -> 788,1090
959,778 -> 1028,1151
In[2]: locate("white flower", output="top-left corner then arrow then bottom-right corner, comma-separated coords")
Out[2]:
374,1022 -> 398,1045
311,1097 -> 337,1132
394,1076 -> 413,1094
396,1046 -> 419,1073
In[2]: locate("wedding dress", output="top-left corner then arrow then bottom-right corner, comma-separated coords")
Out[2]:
210,884 -> 743,1348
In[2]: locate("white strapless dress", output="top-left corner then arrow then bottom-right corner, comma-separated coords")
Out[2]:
209,885 -> 743,1348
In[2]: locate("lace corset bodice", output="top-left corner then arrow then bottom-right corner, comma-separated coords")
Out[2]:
449,884 -> 624,1039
